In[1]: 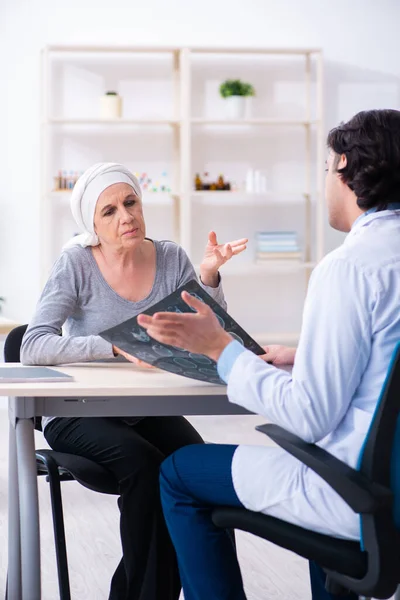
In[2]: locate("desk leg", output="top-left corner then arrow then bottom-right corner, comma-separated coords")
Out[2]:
16,418 -> 41,599
8,420 -> 21,600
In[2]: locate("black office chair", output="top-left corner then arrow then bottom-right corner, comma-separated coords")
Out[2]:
212,342 -> 400,599
5,325 -> 119,600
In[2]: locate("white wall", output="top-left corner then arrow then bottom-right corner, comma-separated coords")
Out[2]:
1,0 -> 400,325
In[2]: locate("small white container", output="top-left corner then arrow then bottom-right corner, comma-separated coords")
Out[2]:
246,168 -> 254,193
100,93 -> 122,120
224,96 -> 246,120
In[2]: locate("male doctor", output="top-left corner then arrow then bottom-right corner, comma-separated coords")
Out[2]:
138,109 -> 400,600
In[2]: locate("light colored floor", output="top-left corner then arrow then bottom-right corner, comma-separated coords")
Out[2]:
0,412 -> 314,599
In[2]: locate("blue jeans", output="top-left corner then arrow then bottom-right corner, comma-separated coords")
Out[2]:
160,443 -> 358,600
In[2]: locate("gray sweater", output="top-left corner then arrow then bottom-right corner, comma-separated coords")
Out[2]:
21,240 -> 227,430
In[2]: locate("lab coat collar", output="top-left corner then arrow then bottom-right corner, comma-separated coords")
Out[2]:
348,207 -> 400,239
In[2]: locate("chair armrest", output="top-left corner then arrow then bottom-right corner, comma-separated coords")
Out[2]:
256,423 -> 392,514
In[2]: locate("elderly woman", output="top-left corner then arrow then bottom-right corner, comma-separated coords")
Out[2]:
21,162 -> 247,600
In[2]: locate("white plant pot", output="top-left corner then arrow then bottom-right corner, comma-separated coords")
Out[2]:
100,94 -> 122,120
224,95 -> 246,120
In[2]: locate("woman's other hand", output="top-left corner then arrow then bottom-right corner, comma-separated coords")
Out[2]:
199,231 -> 248,287
261,345 -> 297,366
113,346 -> 154,369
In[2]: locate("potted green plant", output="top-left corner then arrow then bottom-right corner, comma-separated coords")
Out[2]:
100,90 -> 123,120
219,79 -> 255,119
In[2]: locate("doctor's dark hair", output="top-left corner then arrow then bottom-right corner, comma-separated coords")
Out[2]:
327,109 -> 400,211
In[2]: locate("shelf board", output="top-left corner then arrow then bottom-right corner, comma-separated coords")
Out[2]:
47,118 -> 180,126
192,47 -> 321,56
45,118 -> 319,127
49,190 -> 180,203
190,190 -> 311,206
47,45 -> 179,54
192,190 -> 305,195
50,189 -> 308,201
191,118 -> 319,126
46,46 -> 321,56
195,261 -> 316,275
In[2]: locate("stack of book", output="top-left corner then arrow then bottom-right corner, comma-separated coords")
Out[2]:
255,231 -> 302,262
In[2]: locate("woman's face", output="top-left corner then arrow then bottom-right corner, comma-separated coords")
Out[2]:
94,183 -> 146,249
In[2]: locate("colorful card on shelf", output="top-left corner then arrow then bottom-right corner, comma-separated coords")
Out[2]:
99,279 -> 265,385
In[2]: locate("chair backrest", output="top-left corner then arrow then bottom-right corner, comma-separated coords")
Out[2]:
3,324 -> 28,363
354,342 -> 400,595
359,342 -> 400,524
4,324 -> 43,431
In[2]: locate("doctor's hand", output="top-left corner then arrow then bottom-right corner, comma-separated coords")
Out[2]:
261,345 -> 297,366
200,231 -> 248,287
112,345 -> 154,369
137,291 -> 233,362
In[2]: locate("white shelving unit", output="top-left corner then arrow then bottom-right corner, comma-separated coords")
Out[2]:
41,45 -> 324,343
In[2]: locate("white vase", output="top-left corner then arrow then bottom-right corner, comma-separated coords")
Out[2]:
100,94 -> 122,120
224,95 -> 246,120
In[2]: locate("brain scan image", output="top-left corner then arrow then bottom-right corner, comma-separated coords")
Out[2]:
135,350 -> 157,362
173,357 -> 198,369
152,344 -> 174,357
190,292 -> 205,303
186,371 -> 212,382
110,332 -> 130,347
215,314 -> 225,328
155,360 -> 184,374
227,331 -> 245,345
130,327 -> 150,343
188,353 -> 213,365
166,306 -> 183,313
199,366 -> 219,376
100,279 -> 263,386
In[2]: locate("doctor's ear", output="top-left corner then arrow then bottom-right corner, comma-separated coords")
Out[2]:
337,153 -> 347,170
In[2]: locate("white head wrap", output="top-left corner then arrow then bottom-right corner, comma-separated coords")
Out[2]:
63,162 -> 142,249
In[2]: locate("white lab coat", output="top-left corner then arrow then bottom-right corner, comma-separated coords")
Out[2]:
227,210 -> 400,540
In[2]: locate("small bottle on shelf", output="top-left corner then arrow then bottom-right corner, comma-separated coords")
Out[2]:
68,171 -> 75,189
194,173 -> 203,190
53,170 -> 62,191
202,171 -> 210,191
217,174 -> 225,190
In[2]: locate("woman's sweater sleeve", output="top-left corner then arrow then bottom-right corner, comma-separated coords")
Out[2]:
21,252 -> 114,366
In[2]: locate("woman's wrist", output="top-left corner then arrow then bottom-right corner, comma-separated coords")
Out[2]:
199,268 -> 220,288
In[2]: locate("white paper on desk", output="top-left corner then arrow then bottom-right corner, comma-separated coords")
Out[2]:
0,366 -> 74,383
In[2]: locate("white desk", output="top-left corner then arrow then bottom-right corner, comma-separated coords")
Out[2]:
3,362 -> 251,600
